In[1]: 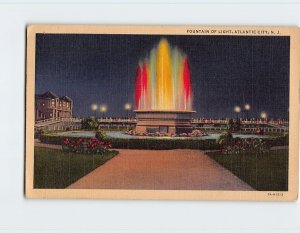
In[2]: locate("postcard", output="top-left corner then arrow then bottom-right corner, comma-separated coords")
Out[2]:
26,25 -> 299,200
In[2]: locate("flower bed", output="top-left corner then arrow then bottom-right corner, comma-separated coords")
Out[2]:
221,138 -> 269,155
62,137 -> 112,154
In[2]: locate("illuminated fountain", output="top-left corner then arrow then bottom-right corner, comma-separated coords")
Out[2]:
134,38 -> 196,134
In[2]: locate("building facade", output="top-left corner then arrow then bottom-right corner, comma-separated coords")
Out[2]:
35,91 -> 73,121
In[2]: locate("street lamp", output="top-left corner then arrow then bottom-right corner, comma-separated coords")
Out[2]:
124,103 -> 132,119
260,111 -> 267,120
234,106 -> 241,119
91,104 -> 98,117
99,104 -> 107,119
244,104 -> 251,120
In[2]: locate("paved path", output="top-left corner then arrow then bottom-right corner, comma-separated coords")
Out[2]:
68,149 -> 253,191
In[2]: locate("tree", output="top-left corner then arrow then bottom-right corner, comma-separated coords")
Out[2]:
81,117 -> 99,130
227,118 -> 234,131
227,118 -> 241,132
233,118 -> 241,131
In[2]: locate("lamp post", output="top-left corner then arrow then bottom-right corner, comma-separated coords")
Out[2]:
234,106 -> 241,119
244,104 -> 251,121
91,104 -> 98,118
99,104 -> 107,119
260,111 -> 267,121
124,103 -> 132,119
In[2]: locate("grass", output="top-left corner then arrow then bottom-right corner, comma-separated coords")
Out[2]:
34,147 -> 118,189
207,149 -> 288,191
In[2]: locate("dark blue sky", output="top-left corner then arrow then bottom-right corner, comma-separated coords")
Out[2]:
35,34 -> 290,119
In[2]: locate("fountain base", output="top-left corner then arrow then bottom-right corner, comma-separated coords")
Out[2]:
134,110 -> 196,135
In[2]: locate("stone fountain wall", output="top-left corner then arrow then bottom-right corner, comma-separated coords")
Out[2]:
135,110 -> 195,134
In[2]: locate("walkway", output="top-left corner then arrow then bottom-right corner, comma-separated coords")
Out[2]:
68,149 -> 253,190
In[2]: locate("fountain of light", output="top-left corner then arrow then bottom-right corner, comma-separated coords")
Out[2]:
134,38 -> 196,134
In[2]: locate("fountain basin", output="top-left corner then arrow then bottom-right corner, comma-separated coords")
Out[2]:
55,131 -> 270,140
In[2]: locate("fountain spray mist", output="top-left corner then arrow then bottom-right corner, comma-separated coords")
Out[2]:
135,38 -> 193,111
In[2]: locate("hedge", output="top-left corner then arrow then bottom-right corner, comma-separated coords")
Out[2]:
40,134 -> 220,150
40,134 -> 90,145
109,138 -> 220,150
264,135 -> 289,147
39,133 -> 288,150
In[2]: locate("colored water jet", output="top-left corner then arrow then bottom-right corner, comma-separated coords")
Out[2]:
135,38 -> 193,111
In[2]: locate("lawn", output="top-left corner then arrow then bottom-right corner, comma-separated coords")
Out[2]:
34,147 -> 118,189
207,149 -> 288,191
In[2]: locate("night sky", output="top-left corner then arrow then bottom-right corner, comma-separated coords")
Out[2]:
35,34 -> 290,119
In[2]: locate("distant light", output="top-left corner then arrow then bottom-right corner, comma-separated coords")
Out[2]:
260,111 -> 267,119
99,104 -> 107,113
244,104 -> 251,110
124,103 -> 132,110
91,104 -> 98,111
234,106 -> 241,113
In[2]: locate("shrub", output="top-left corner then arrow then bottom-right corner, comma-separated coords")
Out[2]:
81,117 -> 99,130
95,130 -> 109,142
35,128 -> 46,139
39,128 -> 46,135
216,130 -> 233,146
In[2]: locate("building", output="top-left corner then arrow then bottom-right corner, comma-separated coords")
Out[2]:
35,91 -> 73,121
